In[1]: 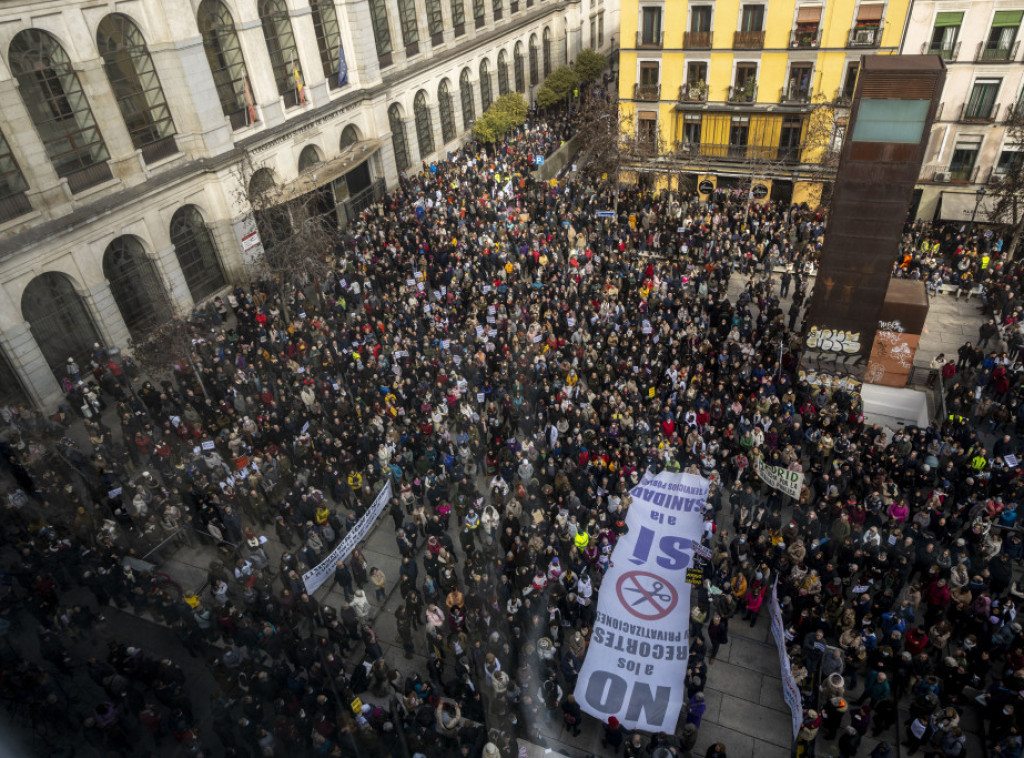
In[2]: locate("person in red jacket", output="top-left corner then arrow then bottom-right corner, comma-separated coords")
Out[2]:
924,578 -> 951,625
904,626 -> 929,656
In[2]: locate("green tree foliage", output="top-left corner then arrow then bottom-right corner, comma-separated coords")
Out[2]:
472,92 -> 528,143
573,49 -> 606,83
536,65 -> 580,109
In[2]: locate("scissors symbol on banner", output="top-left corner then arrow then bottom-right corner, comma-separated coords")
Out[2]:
624,580 -> 672,607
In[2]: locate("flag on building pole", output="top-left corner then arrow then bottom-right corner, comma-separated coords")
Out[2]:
243,77 -> 257,125
338,42 -> 349,86
292,58 -> 306,105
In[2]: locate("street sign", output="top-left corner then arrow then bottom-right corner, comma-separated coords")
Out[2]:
752,183 -> 769,200
698,179 -> 714,195
535,155 -> 544,165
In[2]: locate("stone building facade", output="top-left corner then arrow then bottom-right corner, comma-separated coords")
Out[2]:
0,0 -> 616,408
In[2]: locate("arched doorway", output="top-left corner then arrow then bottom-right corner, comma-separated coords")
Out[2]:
102,236 -> 164,338
21,272 -> 102,382
170,205 -> 225,301
298,144 -> 337,231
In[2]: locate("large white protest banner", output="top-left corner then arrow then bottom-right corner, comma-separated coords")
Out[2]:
302,479 -> 392,594
755,459 -> 804,499
574,469 -> 707,733
769,576 -> 803,739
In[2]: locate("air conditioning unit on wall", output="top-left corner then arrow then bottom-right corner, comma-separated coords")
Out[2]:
933,171 -> 951,182
854,29 -> 875,44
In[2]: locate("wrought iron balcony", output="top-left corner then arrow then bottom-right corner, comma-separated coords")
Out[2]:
790,28 -> 820,48
679,83 -> 708,103
728,84 -> 757,103
922,41 -> 959,60
976,40 -> 1019,61
636,30 -> 664,48
780,86 -> 811,105
734,30 -> 765,49
848,26 -> 880,48
634,83 -> 661,101
684,31 -> 712,49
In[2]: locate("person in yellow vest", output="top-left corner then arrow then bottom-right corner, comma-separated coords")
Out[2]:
574,530 -> 589,551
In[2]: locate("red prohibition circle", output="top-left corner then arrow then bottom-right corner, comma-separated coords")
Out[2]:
615,570 -> 679,621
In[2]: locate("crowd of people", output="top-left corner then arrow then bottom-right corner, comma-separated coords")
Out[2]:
0,100 -> 1021,758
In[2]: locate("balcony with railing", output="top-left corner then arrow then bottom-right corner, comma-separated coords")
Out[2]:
961,102 -> 1001,123
679,83 -> 708,103
734,30 -> 765,49
922,41 -> 959,60
780,86 -> 811,105
976,40 -> 1020,61
65,162 -> 114,194
0,192 -> 32,223
790,27 -> 821,48
634,82 -> 661,101
848,26 -> 881,48
676,143 -> 799,162
636,30 -> 664,48
728,83 -> 757,103
684,31 -> 712,49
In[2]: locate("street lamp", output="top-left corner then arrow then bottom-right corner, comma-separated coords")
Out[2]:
968,187 -> 986,238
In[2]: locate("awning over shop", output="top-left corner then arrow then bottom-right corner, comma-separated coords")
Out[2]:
938,190 -> 1003,224
265,139 -> 382,205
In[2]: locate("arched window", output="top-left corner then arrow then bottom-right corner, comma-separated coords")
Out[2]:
340,125 -> 360,151
170,205 -> 225,301
389,104 -> 409,172
514,42 -> 525,93
0,349 -> 28,407
196,0 -> 255,129
310,0 -> 344,88
9,29 -> 111,192
529,34 -> 539,86
460,69 -> 476,129
248,169 -> 291,247
438,81 -> 456,143
103,236 -> 163,338
97,14 -> 177,164
22,272 -> 102,381
480,59 -> 493,110
397,0 -> 419,50
451,0 -> 466,32
0,128 -> 31,222
298,145 -> 322,172
497,50 -> 509,96
259,0 -> 302,107
542,27 -> 552,77
368,0 -> 393,64
414,91 -> 435,158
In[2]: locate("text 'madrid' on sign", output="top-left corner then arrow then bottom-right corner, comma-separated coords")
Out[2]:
754,459 -> 805,500
574,469 -> 708,733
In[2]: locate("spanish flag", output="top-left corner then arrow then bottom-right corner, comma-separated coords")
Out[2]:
292,58 -> 306,106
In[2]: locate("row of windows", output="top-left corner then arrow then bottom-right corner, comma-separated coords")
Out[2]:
388,34 -> 553,171
0,1 -> 347,215
642,59 -> 862,105
640,2 -> 888,49
926,10 -> 1022,61
368,0 -> 549,62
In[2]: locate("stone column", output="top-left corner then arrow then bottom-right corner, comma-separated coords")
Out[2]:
153,246 -> 195,315
81,281 -> 132,355
234,1 -> 287,127
337,0 -> 383,87
0,322 -> 62,409
0,79 -> 73,216
77,59 -> 146,182
290,5 -> 329,106
404,116 -> 422,168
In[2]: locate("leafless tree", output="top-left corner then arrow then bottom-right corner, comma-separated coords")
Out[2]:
990,102 -> 1024,260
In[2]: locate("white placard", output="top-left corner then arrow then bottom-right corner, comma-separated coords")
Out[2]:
575,469 -> 707,733
201,441 -> 215,451
769,577 -> 804,740
1006,454 -> 1019,468
754,460 -> 804,499
302,481 -> 392,595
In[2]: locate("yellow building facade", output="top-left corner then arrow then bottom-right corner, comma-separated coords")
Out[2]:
617,0 -> 910,204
